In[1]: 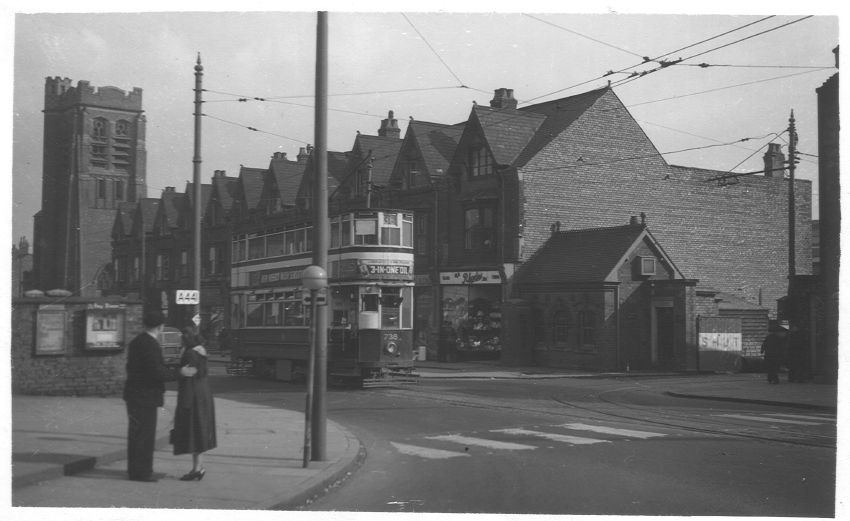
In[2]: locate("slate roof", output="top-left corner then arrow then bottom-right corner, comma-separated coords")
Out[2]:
353,134 -> 403,188
297,151 -> 349,200
158,189 -> 181,230
185,182 -> 213,212
269,157 -> 306,207
408,120 -> 464,176
113,202 -> 138,238
472,104 -> 545,166
238,166 -> 267,211
211,174 -> 240,212
515,224 -> 676,284
715,292 -> 768,311
136,198 -> 161,235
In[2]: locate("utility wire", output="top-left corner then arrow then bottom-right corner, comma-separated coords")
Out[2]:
522,14 -> 776,104
202,113 -> 309,145
684,63 -> 834,70
402,13 -> 466,87
522,13 -> 646,59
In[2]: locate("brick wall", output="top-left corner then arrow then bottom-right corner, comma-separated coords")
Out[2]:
11,297 -> 142,396
519,90 -> 811,317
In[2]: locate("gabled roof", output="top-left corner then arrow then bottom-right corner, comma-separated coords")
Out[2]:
408,120 -> 464,176
184,181 -> 213,212
178,182 -> 212,228
134,198 -> 160,235
238,166 -> 267,211
113,201 -> 138,238
157,188 -> 182,230
513,87 -> 609,167
269,157 -> 306,207
211,174 -> 240,212
353,134 -> 403,188
515,224 -> 684,284
471,104 -> 546,166
297,151 -> 348,200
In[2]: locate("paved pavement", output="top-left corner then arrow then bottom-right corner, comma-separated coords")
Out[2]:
9,359 -> 838,511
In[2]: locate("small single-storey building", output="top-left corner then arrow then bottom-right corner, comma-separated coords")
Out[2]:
504,218 -> 699,372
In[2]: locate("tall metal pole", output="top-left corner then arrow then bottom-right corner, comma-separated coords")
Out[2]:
302,289 -> 317,468
788,110 -> 797,277
193,54 -> 204,324
311,11 -> 329,461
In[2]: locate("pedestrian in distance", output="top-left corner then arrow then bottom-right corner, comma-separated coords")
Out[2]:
123,310 -> 195,482
786,323 -> 810,383
760,323 -> 788,384
171,327 -> 217,481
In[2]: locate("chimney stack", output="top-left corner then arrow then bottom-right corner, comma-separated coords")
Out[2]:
213,169 -> 226,178
490,88 -> 518,109
297,146 -> 311,163
272,152 -> 288,161
378,110 -> 400,139
763,143 -> 786,178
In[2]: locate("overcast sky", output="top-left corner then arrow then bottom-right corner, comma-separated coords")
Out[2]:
4,4 -> 841,249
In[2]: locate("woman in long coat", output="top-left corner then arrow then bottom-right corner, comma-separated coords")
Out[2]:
172,327 -> 217,480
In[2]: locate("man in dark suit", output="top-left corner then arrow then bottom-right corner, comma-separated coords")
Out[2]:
123,311 -> 195,482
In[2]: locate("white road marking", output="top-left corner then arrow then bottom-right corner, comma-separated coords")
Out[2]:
426,434 -> 537,450
715,414 -> 823,426
390,442 -> 470,459
765,413 -> 835,422
559,423 -> 667,439
491,428 -> 609,445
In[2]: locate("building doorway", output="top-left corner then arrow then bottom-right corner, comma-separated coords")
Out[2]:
652,299 -> 675,369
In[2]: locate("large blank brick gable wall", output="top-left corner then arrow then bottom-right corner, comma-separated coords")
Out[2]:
519,90 -> 810,315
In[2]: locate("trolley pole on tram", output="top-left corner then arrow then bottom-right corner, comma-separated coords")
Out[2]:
311,10 -> 330,462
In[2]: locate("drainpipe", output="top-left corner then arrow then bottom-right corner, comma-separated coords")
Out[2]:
615,285 -> 621,370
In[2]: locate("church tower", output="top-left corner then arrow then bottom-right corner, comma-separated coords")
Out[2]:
33,77 -> 147,295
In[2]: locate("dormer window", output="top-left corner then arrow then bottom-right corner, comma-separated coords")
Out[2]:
469,145 -> 494,177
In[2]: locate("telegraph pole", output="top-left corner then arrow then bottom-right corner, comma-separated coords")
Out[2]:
193,54 -> 203,325
311,11 -> 329,461
787,110 -> 798,277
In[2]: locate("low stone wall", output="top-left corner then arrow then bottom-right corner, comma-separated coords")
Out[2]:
11,296 -> 142,396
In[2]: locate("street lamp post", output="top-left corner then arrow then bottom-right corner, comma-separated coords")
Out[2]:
301,264 -> 327,468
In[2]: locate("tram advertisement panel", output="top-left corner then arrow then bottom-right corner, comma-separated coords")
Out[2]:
337,258 -> 413,281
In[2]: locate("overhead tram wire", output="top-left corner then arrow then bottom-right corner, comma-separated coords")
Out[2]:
522,13 -> 647,59
201,113 -> 309,145
521,14 -> 777,105
401,13 -> 467,88
611,15 -> 816,89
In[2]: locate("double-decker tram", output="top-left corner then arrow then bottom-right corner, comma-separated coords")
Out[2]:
229,208 -> 417,387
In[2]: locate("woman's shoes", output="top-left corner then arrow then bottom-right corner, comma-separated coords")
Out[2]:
179,468 -> 206,481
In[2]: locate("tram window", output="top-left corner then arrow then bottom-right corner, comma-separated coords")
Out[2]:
401,286 -> 413,328
402,215 -> 413,247
381,287 -> 402,328
294,228 -> 305,253
267,233 -> 284,256
306,227 -> 313,252
355,219 -> 378,245
285,230 -> 296,254
361,293 -> 379,312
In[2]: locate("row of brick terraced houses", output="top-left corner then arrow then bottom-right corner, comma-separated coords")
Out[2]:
32,75 -> 820,372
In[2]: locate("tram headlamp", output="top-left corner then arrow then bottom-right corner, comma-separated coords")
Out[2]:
385,342 -> 398,355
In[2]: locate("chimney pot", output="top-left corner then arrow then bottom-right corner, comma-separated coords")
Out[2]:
763,143 -> 786,178
490,88 -> 518,109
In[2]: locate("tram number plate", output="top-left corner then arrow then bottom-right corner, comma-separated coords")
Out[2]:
383,333 -> 400,341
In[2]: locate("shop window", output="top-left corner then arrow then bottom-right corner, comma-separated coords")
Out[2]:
577,310 -> 596,347
464,207 -> 495,251
469,145 -> 494,177
441,285 -> 501,358
115,180 -> 124,201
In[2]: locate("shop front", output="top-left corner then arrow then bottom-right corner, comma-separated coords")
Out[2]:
439,270 -> 503,361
